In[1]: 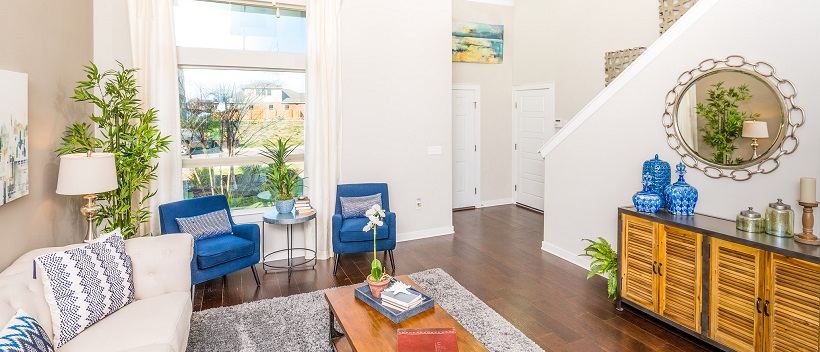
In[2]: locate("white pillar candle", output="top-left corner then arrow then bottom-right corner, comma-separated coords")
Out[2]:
800,177 -> 816,203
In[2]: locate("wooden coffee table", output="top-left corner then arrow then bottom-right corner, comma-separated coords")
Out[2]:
324,275 -> 488,352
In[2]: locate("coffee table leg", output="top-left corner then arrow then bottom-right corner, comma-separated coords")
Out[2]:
329,309 -> 344,343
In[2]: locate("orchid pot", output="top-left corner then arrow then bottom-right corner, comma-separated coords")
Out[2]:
363,204 -> 390,297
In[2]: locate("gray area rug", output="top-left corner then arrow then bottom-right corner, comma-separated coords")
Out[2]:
187,268 -> 544,352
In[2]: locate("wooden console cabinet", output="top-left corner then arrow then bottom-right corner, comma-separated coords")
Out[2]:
618,207 -> 820,352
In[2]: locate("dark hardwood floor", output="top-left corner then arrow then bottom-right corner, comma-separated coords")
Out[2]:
193,205 -> 715,351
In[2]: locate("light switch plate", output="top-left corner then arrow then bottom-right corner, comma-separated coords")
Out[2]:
427,146 -> 442,155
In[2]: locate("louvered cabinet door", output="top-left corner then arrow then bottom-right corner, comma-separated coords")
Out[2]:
657,226 -> 702,332
709,238 -> 766,352
765,254 -> 820,352
621,215 -> 658,311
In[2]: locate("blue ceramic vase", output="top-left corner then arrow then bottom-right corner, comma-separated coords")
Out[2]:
666,163 -> 698,215
642,154 -> 671,208
633,173 -> 663,213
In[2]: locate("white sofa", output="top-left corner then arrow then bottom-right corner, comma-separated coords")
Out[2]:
0,234 -> 194,352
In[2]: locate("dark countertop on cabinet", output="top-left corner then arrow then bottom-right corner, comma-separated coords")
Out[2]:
620,206 -> 820,263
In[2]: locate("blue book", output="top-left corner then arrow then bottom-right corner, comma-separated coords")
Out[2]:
353,284 -> 435,324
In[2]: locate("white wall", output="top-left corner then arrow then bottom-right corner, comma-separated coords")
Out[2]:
452,0 -> 515,204
0,0 -> 93,270
340,0 -> 454,240
512,0 -> 658,124
540,0 -> 820,267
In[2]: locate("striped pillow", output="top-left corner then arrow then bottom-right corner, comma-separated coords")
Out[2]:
176,209 -> 233,240
35,234 -> 134,347
0,309 -> 54,352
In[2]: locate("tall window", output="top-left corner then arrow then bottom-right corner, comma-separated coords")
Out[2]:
174,0 -> 306,210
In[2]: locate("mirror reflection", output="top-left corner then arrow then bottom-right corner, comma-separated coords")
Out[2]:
675,69 -> 784,167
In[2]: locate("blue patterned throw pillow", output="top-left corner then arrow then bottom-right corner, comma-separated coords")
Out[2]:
175,209 -> 234,240
340,193 -> 382,219
0,309 -> 54,352
35,234 -> 134,347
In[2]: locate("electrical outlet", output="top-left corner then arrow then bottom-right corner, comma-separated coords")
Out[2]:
416,198 -> 422,209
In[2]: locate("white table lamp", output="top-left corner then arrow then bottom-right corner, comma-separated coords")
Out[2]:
741,121 -> 769,159
57,152 -> 118,242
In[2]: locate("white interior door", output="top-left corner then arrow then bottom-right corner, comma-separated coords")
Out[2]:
514,85 -> 555,211
452,88 -> 478,209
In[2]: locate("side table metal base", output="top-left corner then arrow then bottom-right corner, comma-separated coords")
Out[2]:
261,210 -> 319,280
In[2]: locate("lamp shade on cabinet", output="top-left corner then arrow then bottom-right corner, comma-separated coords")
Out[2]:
56,153 -> 118,195
741,121 -> 769,139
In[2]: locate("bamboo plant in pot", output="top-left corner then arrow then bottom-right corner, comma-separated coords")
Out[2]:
261,137 -> 301,213
364,204 -> 390,297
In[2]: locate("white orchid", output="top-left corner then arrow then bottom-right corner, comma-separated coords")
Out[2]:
364,203 -> 388,281
363,204 -> 385,231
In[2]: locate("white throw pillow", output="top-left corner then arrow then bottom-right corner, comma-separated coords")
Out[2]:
35,233 -> 135,347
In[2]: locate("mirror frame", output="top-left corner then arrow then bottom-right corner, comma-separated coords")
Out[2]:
662,56 -> 804,181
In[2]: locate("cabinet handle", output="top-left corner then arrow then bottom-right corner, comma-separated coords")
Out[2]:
756,297 -> 762,314
657,263 -> 663,276
763,300 -> 770,316
652,261 -> 657,274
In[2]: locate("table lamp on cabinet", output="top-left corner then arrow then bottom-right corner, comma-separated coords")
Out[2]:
741,120 -> 768,159
56,152 -> 118,242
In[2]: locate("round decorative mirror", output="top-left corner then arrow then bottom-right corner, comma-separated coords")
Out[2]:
663,56 -> 804,180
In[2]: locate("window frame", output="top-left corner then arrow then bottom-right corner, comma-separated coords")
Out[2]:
175,0 -> 307,214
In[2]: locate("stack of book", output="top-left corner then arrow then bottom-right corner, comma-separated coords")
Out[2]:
294,196 -> 314,215
380,284 -> 424,312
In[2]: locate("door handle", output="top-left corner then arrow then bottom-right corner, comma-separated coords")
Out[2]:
756,297 -> 762,314
763,300 -> 770,316
652,261 -> 657,274
657,263 -> 663,276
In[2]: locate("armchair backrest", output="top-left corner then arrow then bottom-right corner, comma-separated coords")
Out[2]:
335,183 -> 391,215
158,195 -> 235,234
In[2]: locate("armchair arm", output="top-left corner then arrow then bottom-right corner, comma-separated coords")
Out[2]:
231,223 -> 260,243
385,211 -> 397,240
331,214 -> 343,248
126,234 -> 194,300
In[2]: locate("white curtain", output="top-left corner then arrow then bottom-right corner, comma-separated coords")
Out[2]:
305,0 -> 343,259
127,0 -> 183,236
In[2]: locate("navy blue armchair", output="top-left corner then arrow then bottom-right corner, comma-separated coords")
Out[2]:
332,183 -> 396,276
158,195 -> 261,286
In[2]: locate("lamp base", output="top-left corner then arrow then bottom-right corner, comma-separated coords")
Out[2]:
80,194 -> 102,243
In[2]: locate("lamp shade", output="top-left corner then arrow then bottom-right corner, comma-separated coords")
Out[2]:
742,121 -> 769,139
56,153 -> 118,195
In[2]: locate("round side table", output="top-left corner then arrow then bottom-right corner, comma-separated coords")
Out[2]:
261,209 -> 317,279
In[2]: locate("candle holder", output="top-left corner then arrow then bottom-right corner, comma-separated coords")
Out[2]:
795,201 -> 820,246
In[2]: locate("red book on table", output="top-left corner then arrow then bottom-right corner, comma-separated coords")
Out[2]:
397,327 -> 458,352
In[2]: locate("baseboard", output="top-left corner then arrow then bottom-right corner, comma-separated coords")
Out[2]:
397,226 -> 455,242
541,241 -> 592,271
479,198 -> 514,208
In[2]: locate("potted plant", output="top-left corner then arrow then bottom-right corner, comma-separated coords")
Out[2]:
580,237 -> 618,301
56,62 -> 170,238
696,81 -> 760,165
364,204 -> 390,297
261,137 -> 301,213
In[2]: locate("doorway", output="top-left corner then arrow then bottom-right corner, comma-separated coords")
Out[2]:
513,83 -> 555,211
452,85 -> 480,209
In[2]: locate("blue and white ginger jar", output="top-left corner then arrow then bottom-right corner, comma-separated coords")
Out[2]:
665,163 -> 698,215
642,154 -> 671,208
633,173 -> 663,213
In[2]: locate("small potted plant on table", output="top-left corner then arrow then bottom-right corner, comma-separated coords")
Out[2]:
364,204 -> 390,297
261,137 -> 301,213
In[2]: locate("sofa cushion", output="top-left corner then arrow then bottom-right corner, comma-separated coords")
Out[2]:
196,235 -> 255,269
339,193 -> 382,219
35,234 -> 134,348
176,209 -> 233,240
58,292 -> 192,352
340,218 -> 389,242
0,309 -> 54,352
